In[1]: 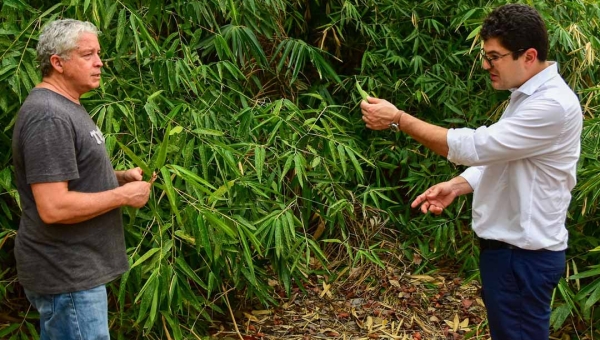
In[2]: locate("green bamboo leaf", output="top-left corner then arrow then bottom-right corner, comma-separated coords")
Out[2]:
550,304 -> 572,330
192,128 -> 224,136
145,283 -> 159,329
136,271 -> 157,324
337,144 -> 347,175
274,219 -> 282,258
153,124 -> 171,170
293,153 -> 305,188
356,81 -> 368,101
160,312 -> 183,340
167,273 -> 178,309
208,179 -> 236,205
197,214 -> 213,261
116,9 -> 126,51
135,16 -> 160,54
170,126 -> 183,135
237,229 -> 256,285
129,14 -> 142,60
282,152 -> 294,178
467,25 -> 482,41
266,120 -> 282,145
283,211 -> 295,245
254,145 -> 265,182
25,321 -> 39,338
130,247 -> 160,269
174,229 -> 195,245
2,0 -> 36,12
117,268 -> 130,312
0,65 -> 17,79
116,141 -> 151,176
170,164 -> 216,191
570,267 -> 600,280
175,257 -> 207,289
160,166 -> 182,225
228,0 -> 239,24
584,282 -> 600,311
202,209 -> 236,238
345,146 -> 364,181
0,323 -> 19,338
23,61 -> 39,85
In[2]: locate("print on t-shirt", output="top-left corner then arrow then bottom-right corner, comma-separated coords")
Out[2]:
90,126 -> 105,145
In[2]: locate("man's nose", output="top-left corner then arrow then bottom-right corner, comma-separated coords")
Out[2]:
94,54 -> 103,67
482,58 -> 492,70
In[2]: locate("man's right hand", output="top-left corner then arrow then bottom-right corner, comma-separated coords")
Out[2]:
411,181 -> 458,215
411,176 -> 473,215
119,178 -> 153,208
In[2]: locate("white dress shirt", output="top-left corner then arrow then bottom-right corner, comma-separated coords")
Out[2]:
447,62 -> 582,250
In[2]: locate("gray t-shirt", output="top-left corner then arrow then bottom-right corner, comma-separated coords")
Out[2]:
12,88 -> 129,294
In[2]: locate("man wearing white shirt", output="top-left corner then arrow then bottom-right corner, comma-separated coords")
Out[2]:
360,4 -> 582,339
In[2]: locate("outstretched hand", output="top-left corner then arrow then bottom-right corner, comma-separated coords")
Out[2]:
411,181 -> 458,215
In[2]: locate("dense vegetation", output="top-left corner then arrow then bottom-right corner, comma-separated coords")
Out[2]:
1,0 -> 599,338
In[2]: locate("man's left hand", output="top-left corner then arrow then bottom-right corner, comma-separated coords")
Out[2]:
117,167 -> 143,185
360,97 -> 403,130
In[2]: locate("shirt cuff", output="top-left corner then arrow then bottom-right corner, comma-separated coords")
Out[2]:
459,167 -> 483,192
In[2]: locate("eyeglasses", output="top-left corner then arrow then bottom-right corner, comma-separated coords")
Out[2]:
480,49 -> 524,68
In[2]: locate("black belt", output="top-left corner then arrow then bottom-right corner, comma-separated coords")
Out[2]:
478,238 -> 551,252
478,238 -> 518,250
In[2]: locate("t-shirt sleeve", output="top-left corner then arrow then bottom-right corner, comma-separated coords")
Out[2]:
22,117 -> 80,184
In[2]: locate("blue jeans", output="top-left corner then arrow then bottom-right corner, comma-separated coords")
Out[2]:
480,248 -> 565,340
24,285 -> 110,340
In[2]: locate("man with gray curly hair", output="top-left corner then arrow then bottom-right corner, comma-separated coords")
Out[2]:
12,19 -> 154,339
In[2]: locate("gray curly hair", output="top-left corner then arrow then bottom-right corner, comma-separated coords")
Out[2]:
37,19 -> 100,77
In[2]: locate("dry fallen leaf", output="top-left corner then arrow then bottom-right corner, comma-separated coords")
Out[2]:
320,281 -> 332,298
444,314 -> 470,332
251,310 -> 272,316
461,299 -> 473,309
408,275 -> 437,283
244,312 -> 259,322
389,279 -> 402,289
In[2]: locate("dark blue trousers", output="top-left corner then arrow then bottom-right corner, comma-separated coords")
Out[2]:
479,247 -> 565,340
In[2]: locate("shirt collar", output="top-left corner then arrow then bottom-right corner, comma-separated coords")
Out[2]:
510,61 -> 558,96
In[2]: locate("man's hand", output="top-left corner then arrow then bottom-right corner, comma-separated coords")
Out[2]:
116,169 -> 156,208
118,180 -> 153,208
116,167 -> 143,185
360,97 -> 404,130
411,181 -> 458,215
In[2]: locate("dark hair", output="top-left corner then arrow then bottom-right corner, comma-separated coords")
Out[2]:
481,4 -> 548,61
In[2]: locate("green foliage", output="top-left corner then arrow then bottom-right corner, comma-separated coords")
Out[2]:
0,0 -> 599,338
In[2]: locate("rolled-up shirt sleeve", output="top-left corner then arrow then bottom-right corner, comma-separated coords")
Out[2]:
459,166 -> 484,192
447,98 -> 566,167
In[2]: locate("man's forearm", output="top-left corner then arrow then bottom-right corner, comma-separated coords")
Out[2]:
450,176 -> 474,196
32,183 -> 128,224
398,112 -> 450,157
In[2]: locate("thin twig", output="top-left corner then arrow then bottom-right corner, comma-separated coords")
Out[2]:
222,284 -> 244,340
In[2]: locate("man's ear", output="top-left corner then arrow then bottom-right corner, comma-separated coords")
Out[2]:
49,54 -> 64,73
524,48 -> 538,65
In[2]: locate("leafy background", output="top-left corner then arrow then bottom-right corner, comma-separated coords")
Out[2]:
0,0 -> 599,338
